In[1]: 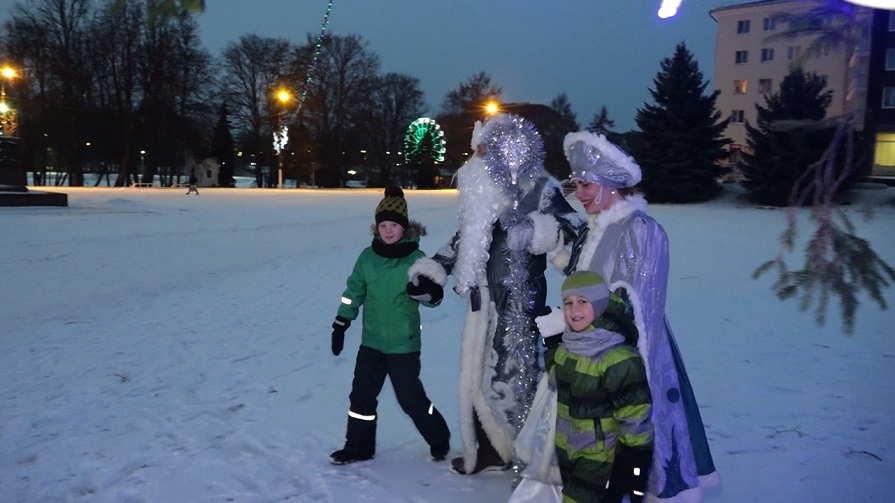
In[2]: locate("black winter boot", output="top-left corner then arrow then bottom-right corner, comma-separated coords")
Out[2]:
330,415 -> 376,465
449,413 -> 510,474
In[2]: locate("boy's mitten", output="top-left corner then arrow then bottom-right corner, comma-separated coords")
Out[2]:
331,315 -> 350,356
406,276 -> 444,304
606,445 -> 652,503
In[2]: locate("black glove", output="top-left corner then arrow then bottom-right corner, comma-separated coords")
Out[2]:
606,445 -> 652,503
331,315 -> 350,356
406,276 -> 443,304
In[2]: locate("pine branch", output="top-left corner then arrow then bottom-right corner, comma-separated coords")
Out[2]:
755,116 -> 895,334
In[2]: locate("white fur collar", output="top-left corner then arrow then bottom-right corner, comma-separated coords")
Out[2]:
588,194 -> 648,232
578,194 -> 648,270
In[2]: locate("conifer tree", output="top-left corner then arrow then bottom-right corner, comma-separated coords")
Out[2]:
739,67 -> 836,206
587,106 -> 615,136
634,43 -> 728,203
752,1 -> 894,334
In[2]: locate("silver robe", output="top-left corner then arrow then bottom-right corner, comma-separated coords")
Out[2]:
567,195 -> 720,502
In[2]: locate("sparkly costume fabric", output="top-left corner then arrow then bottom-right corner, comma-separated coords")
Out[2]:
431,114 -> 581,471
569,199 -> 719,502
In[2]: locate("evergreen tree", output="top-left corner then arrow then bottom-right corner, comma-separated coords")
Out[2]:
211,102 -> 235,187
739,67 -> 836,206
634,43 -> 728,203
587,106 -> 615,136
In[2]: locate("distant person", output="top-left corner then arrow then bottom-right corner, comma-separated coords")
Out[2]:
186,173 -> 199,195
539,131 -> 719,501
329,185 -> 451,465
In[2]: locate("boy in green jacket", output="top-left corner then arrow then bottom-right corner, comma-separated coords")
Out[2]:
329,186 -> 451,465
550,271 -> 654,502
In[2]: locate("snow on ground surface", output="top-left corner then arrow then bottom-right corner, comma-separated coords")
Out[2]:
2,184 -> 894,502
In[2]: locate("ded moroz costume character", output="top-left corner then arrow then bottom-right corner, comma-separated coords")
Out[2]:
408,113 -> 583,475
545,131 -> 720,501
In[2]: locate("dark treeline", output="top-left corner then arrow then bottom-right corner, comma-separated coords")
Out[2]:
0,0 -> 637,189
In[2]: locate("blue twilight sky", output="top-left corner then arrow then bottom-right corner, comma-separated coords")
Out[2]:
0,0 -> 731,131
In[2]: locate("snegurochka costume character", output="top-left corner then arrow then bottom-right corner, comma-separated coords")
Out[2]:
408,113 -> 583,475
329,186 -> 451,466
541,131 -> 720,501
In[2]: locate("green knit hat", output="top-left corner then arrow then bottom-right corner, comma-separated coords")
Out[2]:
562,271 -> 610,317
375,185 -> 409,229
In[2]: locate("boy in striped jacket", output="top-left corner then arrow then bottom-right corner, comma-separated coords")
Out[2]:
549,271 -> 654,503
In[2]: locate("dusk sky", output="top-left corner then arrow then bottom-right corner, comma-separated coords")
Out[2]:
1,0 -> 730,131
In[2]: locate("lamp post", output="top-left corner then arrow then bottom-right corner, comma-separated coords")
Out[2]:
274,88 -> 291,189
0,65 -> 17,137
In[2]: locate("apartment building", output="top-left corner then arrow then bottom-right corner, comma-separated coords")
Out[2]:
710,0 -> 873,164
865,9 -> 895,175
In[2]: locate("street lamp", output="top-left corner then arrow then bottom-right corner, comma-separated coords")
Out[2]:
484,100 -> 499,116
0,66 -> 18,136
274,88 -> 292,189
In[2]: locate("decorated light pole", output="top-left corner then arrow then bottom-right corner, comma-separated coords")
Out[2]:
274,88 -> 291,189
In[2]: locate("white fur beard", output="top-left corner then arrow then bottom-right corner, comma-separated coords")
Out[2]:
454,156 -> 511,297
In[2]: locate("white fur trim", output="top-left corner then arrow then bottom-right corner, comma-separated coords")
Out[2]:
458,284 -> 515,471
408,257 -> 448,287
526,211 -> 561,256
551,248 -> 571,271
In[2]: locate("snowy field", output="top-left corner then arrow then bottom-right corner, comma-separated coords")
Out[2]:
2,184 -> 894,502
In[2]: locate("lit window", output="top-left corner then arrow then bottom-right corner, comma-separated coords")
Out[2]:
763,17 -> 776,31
886,49 -> 895,71
761,48 -> 775,62
730,110 -> 745,123
734,80 -> 747,94
737,20 -> 751,34
735,51 -> 749,64
759,79 -> 773,93
883,88 -> 895,109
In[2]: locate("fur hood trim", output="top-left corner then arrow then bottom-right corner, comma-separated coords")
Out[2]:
370,219 -> 426,240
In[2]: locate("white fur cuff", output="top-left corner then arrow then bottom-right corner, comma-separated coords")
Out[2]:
408,257 -> 448,287
527,212 -> 561,256
551,248 -> 571,271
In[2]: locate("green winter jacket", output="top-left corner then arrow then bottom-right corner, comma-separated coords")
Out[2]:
336,223 -> 436,354
551,329 -> 654,503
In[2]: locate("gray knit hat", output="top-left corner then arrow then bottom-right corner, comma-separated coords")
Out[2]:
562,271 -> 611,317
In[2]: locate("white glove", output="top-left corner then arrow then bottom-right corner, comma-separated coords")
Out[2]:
535,308 -> 565,338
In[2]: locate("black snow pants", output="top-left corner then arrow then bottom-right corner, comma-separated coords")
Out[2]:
343,345 -> 450,456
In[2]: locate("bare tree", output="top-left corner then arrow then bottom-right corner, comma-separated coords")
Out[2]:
355,72 -> 426,187
218,34 -> 292,187
301,34 -> 380,187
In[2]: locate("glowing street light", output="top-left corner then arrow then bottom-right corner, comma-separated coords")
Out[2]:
484,101 -> 499,116
274,88 -> 292,189
0,65 -> 17,135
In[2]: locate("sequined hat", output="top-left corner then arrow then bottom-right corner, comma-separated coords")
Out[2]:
563,131 -> 641,188
470,113 -> 544,192
375,185 -> 409,229
562,270 -> 611,317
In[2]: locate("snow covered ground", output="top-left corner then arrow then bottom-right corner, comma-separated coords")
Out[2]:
2,184 -> 893,502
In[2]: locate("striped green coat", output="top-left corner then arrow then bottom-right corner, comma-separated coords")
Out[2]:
551,332 -> 654,502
